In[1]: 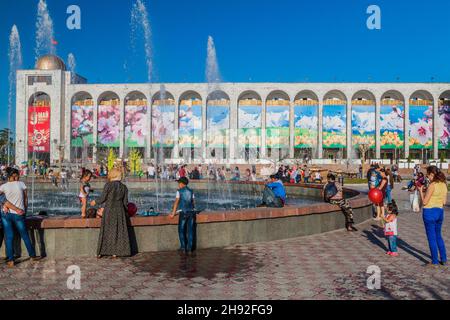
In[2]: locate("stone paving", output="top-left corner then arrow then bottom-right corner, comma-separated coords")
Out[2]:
0,184 -> 449,300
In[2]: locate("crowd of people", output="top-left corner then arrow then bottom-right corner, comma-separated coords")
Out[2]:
0,160 -> 447,267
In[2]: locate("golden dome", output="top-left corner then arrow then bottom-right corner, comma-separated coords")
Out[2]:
35,54 -> 66,71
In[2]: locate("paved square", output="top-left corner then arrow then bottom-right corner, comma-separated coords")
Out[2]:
1,186 -> 449,300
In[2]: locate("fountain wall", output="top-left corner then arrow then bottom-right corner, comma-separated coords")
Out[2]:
0,183 -> 372,258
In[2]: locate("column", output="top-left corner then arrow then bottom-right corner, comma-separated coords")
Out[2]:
146,92 -> 152,160
92,98 -> 98,163
173,98 -> 180,160
289,101 -> 295,159
317,100 -> 323,159
404,101 -> 410,159
261,101 -> 267,158
375,99 -> 381,159
346,101 -> 352,160
119,98 -> 125,158
433,97 -> 439,160
229,98 -> 237,161
202,101 -> 207,161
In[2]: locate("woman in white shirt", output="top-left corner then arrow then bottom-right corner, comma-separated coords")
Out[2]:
0,168 -> 39,267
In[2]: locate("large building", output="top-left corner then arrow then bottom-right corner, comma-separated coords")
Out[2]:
15,55 -> 450,166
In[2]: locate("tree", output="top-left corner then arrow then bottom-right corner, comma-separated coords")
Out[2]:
128,149 -> 142,175
107,148 -> 117,172
0,128 -> 15,164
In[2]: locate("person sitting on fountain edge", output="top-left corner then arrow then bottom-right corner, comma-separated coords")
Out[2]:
169,177 -> 197,256
258,174 -> 286,208
323,173 -> 357,232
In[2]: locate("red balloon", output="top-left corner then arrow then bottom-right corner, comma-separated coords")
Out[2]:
127,202 -> 138,217
368,188 -> 384,204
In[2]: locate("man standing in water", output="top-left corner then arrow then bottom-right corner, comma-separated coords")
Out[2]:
169,177 -> 197,256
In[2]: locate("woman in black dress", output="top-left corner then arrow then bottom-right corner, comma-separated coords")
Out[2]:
91,168 -> 131,258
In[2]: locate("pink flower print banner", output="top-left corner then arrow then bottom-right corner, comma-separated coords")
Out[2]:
98,103 -> 120,147
125,105 -> 148,148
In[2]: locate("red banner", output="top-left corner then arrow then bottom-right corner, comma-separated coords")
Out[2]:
28,106 -> 50,153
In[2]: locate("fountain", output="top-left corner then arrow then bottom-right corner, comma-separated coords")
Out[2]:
130,0 -> 153,83
67,53 -> 76,83
35,0 -> 56,60
8,25 -> 22,165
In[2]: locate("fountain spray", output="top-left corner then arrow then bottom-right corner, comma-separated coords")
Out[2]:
35,0 -> 56,60
8,25 -> 22,165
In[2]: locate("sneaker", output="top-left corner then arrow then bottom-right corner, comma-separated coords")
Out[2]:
440,261 -> 447,267
6,261 -> 14,268
386,251 -> 392,255
390,252 -> 399,257
424,263 -> 440,269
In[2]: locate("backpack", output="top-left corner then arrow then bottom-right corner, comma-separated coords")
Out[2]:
324,182 -> 338,202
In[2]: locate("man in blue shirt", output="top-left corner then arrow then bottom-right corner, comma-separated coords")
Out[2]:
170,177 -> 197,256
258,174 -> 286,208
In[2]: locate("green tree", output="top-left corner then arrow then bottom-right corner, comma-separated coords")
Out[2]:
0,128 -> 15,164
107,148 -> 117,172
128,149 -> 142,175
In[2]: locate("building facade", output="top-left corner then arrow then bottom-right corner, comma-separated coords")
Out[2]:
15,55 -> 450,166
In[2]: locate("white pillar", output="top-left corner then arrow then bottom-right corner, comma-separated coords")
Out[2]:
119,98 -> 125,159
146,93 -> 152,160
173,98 -> 180,160
404,101 -> 410,159
289,101 -> 295,159
229,99 -> 237,161
202,101 -> 207,160
261,101 -> 267,159
433,97 -> 439,160
318,100 -> 323,159
375,99 -> 381,159
346,101 -> 352,160
92,97 -> 98,164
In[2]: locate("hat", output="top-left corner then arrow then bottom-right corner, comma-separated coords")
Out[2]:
177,177 -> 189,185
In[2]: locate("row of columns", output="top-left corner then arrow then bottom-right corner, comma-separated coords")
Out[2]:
83,99 -> 442,163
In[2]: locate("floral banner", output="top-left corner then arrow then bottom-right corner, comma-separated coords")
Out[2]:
238,106 -> 262,148
323,105 -> 346,149
352,105 -> 375,148
380,105 -> 404,149
409,105 -> 433,149
266,106 -> 290,148
438,104 -> 450,150
152,104 -> 175,147
294,105 -> 318,148
71,104 -> 94,147
125,105 -> 148,147
179,103 -> 202,148
207,105 -> 229,148
98,103 -> 120,147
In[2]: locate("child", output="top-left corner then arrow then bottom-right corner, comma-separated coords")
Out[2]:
383,200 -> 399,257
79,169 -> 93,218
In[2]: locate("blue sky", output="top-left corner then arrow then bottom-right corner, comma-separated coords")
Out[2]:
1,0 -> 450,130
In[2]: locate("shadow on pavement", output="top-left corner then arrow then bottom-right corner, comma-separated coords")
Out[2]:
129,247 -> 265,282
362,224 -> 431,264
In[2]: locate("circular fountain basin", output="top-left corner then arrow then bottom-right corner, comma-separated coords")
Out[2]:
6,181 -> 372,258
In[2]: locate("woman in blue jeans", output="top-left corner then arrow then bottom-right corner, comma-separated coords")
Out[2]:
0,168 -> 39,267
418,166 -> 448,268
